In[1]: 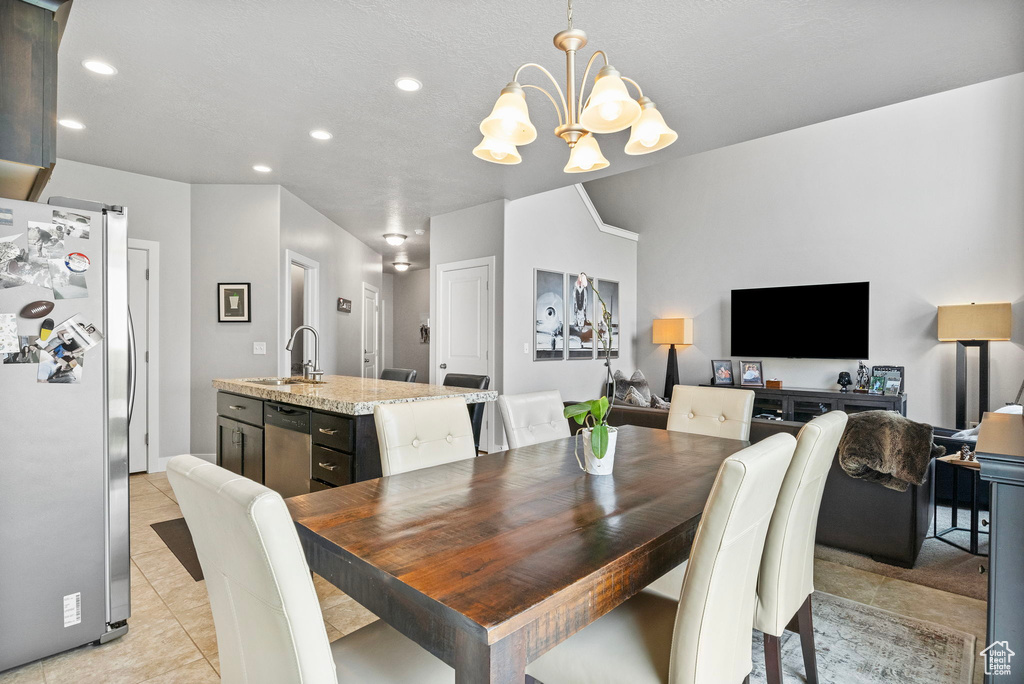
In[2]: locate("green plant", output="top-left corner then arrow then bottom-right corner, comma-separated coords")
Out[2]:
563,395 -> 611,458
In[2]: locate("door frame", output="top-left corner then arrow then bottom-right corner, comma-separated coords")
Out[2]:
362,282 -> 380,378
279,250 -> 320,377
434,256 -> 497,451
128,238 -> 160,473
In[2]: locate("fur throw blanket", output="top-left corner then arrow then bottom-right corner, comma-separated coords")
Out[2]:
838,411 -> 946,491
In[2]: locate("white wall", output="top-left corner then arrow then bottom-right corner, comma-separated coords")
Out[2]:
190,185 -> 281,455
585,73 -> 1024,427
392,268 -> 430,381
381,272 -> 394,371
503,185 -> 638,404
45,159 -> 193,461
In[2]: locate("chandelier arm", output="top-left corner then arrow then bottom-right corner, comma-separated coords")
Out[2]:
621,76 -> 644,99
512,63 -> 569,120
576,50 -> 610,118
522,84 -> 564,127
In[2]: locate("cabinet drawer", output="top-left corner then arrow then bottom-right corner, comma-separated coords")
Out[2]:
311,445 -> 352,487
311,412 -> 354,452
217,392 -> 264,427
309,479 -> 335,492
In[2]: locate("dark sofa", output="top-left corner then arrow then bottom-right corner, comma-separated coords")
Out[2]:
571,401 -> 933,568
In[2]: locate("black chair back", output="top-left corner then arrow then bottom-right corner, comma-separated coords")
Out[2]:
442,373 -> 490,452
380,368 -> 417,383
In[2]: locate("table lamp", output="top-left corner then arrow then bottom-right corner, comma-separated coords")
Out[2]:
653,318 -> 693,398
938,302 -> 1012,429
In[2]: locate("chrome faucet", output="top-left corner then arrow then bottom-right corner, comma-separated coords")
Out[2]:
285,325 -> 324,381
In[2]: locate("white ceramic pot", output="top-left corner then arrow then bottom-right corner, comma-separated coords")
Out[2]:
581,426 -> 617,475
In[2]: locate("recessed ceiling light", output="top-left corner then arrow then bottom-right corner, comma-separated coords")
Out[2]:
395,77 -> 422,92
82,60 -> 117,75
252,164 -> 272,173
58,119 -> 85,130
384,233 -> 407,246
309,129 -> 332,140
414,229 -> 426,236
393,262 -> 411,272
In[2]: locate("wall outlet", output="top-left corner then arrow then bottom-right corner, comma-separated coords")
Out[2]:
523,342 -> 529,354
253,342 -> 266,355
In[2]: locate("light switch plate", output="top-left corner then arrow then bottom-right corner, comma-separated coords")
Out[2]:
523,342 -> 529,354
253,342 -> 266,355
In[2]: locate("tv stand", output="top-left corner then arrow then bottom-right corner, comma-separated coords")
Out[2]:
700,384 -> 906,423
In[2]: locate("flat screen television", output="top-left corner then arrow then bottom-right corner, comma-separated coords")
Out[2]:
730,282 -> 869,359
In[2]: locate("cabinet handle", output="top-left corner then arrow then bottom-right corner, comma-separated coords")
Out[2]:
318,462 -> 338,471
229,405 -> 245,411
318,428 -> 338,435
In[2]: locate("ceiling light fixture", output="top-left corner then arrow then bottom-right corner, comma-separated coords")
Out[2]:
393,262 -> 411,272
395,77 -> 422,92
82,60 -> 117,75
414,229 -> 426,236
309,129 -> 332,140
384,233 -> 407,246
252,164 -> 272,173
58,119 -> 85,130
474,0 -> 676,173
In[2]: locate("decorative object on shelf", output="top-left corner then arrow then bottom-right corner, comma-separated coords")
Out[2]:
837,371 -> 853,392
937,302 -> 1012,429
336,297 -> 352,313
567,273 -> 595,359
959,444 -> 974,461
739,360 -> 764,387
595,279 -> 619,359
652,318 -> 692,397
765,379 -> 783,389
711,359 -> 734,386
534,269 -> 565,360
217,282 -> 250,323
871,365 -> 905,395
868,375 -> 886,394
473,0 -> 676,173
854,361 -> 870,393
563,395 -> 617,475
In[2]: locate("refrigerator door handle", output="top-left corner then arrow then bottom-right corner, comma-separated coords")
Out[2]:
127,310 -> 137,424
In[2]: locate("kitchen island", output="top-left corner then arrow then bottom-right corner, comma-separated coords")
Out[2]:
212,375 -> 497,496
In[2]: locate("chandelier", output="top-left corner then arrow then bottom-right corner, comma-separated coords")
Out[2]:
473,0 -> 677,173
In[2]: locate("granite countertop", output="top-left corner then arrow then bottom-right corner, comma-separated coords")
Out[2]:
212,375 -> 498,416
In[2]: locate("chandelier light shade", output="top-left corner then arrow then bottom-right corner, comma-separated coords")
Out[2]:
473,0 -> 676,173
625,97 -> 678,154
473,136 -> 523,164
564,133 -> 609,173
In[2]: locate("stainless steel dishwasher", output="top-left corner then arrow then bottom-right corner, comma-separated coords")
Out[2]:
263,402 -> 312,498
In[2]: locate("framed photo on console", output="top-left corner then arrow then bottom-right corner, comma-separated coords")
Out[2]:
871,365 -> 904,394
711,360 -> 734,385
739,361 -> 764,387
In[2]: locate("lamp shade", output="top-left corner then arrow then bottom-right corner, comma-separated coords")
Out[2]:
479,84 -> 537,146
624,99 -> 678,155
563,133 -> 609,174
472,136 -> 522,164
579,66 -> 642,134
653,318 -> 693,345
937,302 -> 1012,341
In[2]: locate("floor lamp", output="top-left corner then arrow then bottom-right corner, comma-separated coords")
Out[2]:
653,318 -> 693,399
938,302 -> 1012,429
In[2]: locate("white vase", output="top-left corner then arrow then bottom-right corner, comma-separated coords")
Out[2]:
580,426 -> 617,475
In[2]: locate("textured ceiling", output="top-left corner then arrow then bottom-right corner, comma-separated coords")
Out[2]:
55,0 -> 1024,271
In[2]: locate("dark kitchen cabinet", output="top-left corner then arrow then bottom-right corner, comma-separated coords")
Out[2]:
216,416 -> 264,482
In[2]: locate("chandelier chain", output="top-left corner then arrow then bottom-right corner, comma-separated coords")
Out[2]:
567,0 -> 573,30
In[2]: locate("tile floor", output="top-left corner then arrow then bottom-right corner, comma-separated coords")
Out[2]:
0,473 -> 989,684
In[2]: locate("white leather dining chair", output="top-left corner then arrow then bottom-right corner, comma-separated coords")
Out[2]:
373,397 -> 476,476
666,385 -> 755,441
167,455 -> 454,683
755,410 -> 848,684
497,390 -> 571,448
525,433 -> 797,684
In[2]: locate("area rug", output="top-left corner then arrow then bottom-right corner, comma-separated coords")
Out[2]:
151,517 -> 204,581
749,592 -> 975,684
815,506 -> 988,601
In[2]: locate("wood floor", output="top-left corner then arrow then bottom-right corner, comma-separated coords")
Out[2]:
0,473 -> 988,684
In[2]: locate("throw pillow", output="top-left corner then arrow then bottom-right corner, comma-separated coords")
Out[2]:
613,369 -> 652,406
651,395 -> 671,410
623,386 -> 648,407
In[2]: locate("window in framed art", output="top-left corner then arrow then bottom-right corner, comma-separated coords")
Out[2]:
567,273 -> 595,359
534,269 -> 565,360
595,279 -> 619,359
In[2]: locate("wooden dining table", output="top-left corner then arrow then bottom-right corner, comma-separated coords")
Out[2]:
286,424 -> 750,683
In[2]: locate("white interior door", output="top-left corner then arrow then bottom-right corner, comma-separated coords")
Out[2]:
438,262 -> 491,449
362,283 -> 379,378
128,248 -> 149,473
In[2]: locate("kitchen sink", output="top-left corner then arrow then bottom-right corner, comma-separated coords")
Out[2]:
247,377 -> 325,386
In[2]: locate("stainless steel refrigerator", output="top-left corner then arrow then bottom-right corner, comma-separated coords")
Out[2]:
0,196 -> 131,671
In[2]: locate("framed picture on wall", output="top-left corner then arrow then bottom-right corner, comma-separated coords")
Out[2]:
534,269 -> 565,360
218,282 -> 251,322
566,273 -> 595,359
595,279 -> 619,359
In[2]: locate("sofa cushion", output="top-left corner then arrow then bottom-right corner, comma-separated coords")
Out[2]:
614,370 -> 652,406
623,386 -> 649,407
